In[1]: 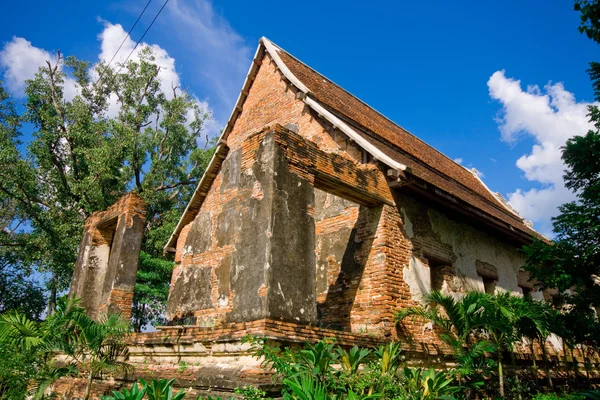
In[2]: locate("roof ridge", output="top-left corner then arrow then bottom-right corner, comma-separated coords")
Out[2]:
264,38 -> 473,178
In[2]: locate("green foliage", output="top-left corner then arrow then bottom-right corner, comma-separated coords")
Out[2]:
102,379 -> 188,400
0,297 -> 131,400
532,392 -> 584,400
336,346 -> 371,375
142,378 -> 187,400
245,336 -> 458,400
0,45 -> 214,317
102,382 -> 147,400
132,252 -> 174,332
234,386 -> 267,400
575,1 -> 600,44
282,374 -> 328,400
396,291 -> 489,346
396,290 -> 553,398
522,0 -> 600,360
0,264 -> 46,320
372,342 -> 403,376
582,390 -> 600,400
399,367 -> 457,400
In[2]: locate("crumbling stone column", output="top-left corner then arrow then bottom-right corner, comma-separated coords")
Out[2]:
229,130 -> 317,323
69,193 -> 147,320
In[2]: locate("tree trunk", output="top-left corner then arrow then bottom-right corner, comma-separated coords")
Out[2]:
510,350 -> 522,400
584,347 -> 592,380
530,341 -> 538,383
570,345 -> 579,381
540,339 -> 553,389
498,349 -> 504,398
83,368 -> 94,400
47,276 -> 57,317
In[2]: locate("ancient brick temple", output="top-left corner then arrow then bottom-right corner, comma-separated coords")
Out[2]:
161,37 -> 542,331
59,38 -> 551,397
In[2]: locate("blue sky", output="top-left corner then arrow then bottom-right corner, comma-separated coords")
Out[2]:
0,0 -> 598,236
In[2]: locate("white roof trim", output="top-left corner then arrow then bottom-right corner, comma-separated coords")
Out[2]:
261,37 -> 407,173
166,37 -> 407,253
167,36 -> 535,252
303,96 -> 407,172
261,37 -> 311,94
164,143 -> 227,253
465,166 -> 525,221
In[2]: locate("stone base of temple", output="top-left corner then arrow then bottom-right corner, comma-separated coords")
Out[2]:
46,321 -> 426,399
48,320 -> 600,399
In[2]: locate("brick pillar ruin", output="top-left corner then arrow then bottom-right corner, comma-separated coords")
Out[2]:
167,125 -> 397,333
69,193 -> 147,320
228,129 -> 318,323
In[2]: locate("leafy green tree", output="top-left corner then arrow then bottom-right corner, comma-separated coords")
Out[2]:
396,291 -> 494,395
0,83 -> 48,320
514,297 -> 554,389
131,251 -> 173,332
396,291 -> 489,347
575,0 -> 600,44
0,46 -> 214,318
523,0 -> 600,353
0,264 -> 46,320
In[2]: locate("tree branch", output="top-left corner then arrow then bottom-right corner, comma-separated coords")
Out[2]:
153,180 -> 197,193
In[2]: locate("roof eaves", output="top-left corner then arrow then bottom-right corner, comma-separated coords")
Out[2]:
266,38 -> 544,239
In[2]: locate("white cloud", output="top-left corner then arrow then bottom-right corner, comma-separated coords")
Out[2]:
488,70 -> 597,235
0,22 -> 221,139
0,37 -> 78,99
0,37 -> 55,94
453,157 -> 463,164
162,0 -> 252,115
97,21 -> 221,139
97,22 -> 181,102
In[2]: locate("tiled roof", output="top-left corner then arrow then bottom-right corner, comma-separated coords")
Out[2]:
165,38 -> 541,253
274,44 -> 540,240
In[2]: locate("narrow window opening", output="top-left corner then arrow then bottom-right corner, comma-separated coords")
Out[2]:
482,276 -> 497,294
520,285 -> 532,297
426,255 -> 450,293
476,261 -> 498,295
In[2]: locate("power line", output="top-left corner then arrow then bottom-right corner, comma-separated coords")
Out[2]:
95,0 -> 153,86
111,0 -> 171,79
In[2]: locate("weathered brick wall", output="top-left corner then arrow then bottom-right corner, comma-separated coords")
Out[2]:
166,52 -> 363,325
57,42 -> 591,399
224,53 -> 361,157
167,124 -> 394,332
166,49 -> 384,328
396,191 -> 533,298
51,319 -> 594,399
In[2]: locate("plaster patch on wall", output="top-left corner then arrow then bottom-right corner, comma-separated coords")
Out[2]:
403,256 -> 431,303
427,208 -> 526,294
400,208 -> 414,238
547,334 -> 563,352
